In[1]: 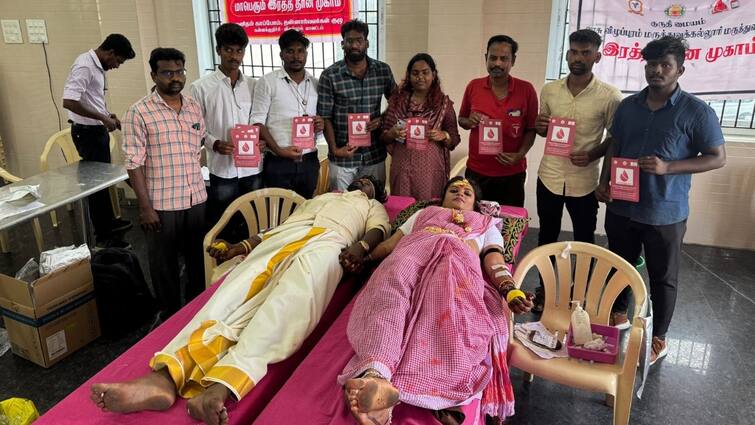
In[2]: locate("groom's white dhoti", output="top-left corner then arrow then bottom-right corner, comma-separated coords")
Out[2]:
150,191 -> 390,400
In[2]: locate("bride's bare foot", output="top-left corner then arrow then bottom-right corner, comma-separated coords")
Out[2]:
187,383 -> 231,425
344,376 -> 399,425
90,369 -> 176,413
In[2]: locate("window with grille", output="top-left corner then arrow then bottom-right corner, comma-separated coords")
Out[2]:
545,0 -> 755,131
204,0 -> 381,79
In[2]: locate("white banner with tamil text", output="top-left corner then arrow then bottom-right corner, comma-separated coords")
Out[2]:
572,0 -> 755,99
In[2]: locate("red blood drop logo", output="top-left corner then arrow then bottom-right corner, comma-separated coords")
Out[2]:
299,125 -> 307,135
712,0 -> 728,13
242,143 -> 250,153
487,129 -> 495,139
556,128 -> 565,139
356,122 -> 364,132
620,170 -> 629,182
414,126 -> 421,136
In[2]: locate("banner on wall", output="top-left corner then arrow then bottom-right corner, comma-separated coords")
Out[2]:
225,0 -> 358,43
572,0 -> 755,99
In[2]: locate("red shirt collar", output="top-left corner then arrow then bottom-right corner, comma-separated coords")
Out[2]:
482,74 -> 515,92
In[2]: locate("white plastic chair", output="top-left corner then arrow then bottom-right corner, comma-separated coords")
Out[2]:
509,241 -> 647,425
202,188 -> 305,287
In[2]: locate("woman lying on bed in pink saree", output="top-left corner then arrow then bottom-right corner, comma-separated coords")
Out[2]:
338,176 -> 534,425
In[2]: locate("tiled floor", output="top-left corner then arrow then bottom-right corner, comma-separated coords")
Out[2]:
1,204 -> 753,424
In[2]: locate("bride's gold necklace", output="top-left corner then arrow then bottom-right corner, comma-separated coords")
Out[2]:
451,209 -> 472,232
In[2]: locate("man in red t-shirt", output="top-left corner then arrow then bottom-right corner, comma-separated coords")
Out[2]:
459,35 -> 538,207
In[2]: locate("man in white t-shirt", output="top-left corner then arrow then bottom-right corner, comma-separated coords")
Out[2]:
190,23 -> 262,226
252,29 -> 324,198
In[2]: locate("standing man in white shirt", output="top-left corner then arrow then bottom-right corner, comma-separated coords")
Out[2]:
190,23 -> 261,227
251,29 -> 323,198
63,33 -> 135,248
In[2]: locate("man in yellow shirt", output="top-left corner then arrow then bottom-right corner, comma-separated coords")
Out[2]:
533,29 -> 622,312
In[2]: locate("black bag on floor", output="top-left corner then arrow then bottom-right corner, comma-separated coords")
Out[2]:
91,247 -> 157,337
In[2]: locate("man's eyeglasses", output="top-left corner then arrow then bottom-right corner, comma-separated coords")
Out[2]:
157,69 -> 187,79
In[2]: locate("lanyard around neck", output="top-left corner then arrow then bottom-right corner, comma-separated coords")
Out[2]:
284,75 -> 310,115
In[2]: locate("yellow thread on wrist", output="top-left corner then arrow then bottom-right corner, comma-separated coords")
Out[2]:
506,289 -> 526,304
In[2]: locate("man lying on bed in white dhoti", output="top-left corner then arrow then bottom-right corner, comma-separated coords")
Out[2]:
90,175 -> 390,425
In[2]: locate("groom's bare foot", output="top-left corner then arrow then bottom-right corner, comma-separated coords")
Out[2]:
187,383 -> 231,425
344,376 -> 398,425
90,370 -> 176,413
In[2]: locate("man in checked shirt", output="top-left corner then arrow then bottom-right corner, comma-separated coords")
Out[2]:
318,19 -> 397,192
122,48 -> 207,318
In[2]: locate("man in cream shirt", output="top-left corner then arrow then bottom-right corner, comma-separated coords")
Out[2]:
191,23 -> 261,226
533,29 -> 622,312
251,29 -> 324,198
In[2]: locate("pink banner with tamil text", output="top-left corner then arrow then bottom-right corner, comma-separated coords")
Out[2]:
226,0 -> 357,43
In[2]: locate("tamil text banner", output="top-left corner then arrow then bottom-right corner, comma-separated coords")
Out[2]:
572,0 -> 755,99
226,0 -> 357,43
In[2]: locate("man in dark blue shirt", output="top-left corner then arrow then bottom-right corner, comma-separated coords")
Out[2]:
596,36 -> 726,365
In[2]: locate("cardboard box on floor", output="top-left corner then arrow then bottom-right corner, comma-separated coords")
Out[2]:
0,259 -> 100,367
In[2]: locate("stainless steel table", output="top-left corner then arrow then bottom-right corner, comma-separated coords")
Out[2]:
0,161 -> 128,246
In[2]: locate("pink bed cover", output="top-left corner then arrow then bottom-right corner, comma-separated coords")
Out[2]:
35,195 -> 416,425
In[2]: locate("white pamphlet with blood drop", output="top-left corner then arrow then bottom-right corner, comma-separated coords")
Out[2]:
479,117 -> 503,155
544,117 -> 575,157
292,116 -> 315,149
232,125 -> 260,168
348,113 -> 371,147
610,158 -> 639,202
406,117 -> 428,151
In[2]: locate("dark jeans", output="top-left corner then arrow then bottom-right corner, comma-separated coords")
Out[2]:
465,169 -> 526,207
606,210 -> 687,339
71,124 -> 116,240
145,203 -> 206,317
208,173 -> 263,242
536,178 -> 598,246
535,178 -> 599,290
208,172 -> 263,223
262,152 -> 320,199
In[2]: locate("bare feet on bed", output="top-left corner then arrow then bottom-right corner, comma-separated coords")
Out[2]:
344,375 -> 399,425
187,383 -> 231,425
90,369 -> 176,413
